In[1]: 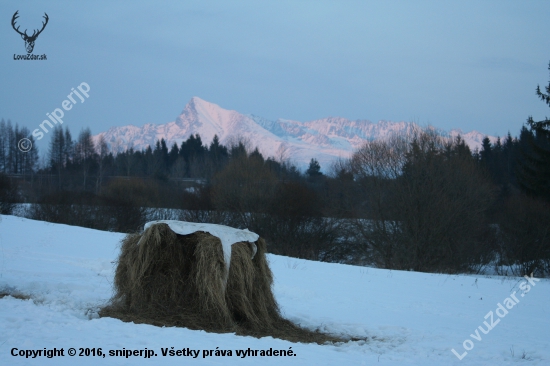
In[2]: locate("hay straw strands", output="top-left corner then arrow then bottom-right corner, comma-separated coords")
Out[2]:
100,221 -> 345,344
143,220 -> 258,275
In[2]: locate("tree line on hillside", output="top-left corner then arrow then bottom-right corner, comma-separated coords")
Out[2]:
0,119 -> 39,176
2,64 -> 549,276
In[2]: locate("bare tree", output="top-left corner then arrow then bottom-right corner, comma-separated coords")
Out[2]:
211,152 -> 278,229
0,119 -> 8,173
95,134 -> 109,193
170,157 -> 187,179
48,126 -> 65,188
349,128 -> 496,272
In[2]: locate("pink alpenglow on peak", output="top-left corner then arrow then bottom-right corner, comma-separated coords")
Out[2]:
93,97 -> 497,170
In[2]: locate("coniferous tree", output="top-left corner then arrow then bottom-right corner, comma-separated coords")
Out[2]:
168,142 -> 179,169
144,146 -> 154,176
229,141 -> 247,160
208,135 -> 228,171
479,137 -> 492,166
502,133 -> 517,191
152,139 -> 168,179
306,158 -> 322,178
249,147 -> 264,164
518,62 -> 550,201
160,138 -> 169,168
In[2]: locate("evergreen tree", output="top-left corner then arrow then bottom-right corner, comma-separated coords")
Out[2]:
209,135 -> 221,153
152,139 -> 168,180
229,141 -> 247,159
180,134 -> 206,162
249,147 -> 264,163
144,145 -> 154,176
306,158 -> 322,178
206,135 -> 228,176
479,137 -> 492,164
168,142 -> 179,168
501,132 -> 518,192
160,138 -> 169,167
209,135 -> 228,162
518,62 -> 550,201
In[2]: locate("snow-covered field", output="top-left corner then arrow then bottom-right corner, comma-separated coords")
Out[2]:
0,215 -> 548,365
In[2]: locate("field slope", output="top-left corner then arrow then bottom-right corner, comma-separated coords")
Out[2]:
0,215 -> 548,365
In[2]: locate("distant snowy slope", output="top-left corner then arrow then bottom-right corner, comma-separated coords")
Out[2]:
1,215 -> 548,365
94,97 -> 497,170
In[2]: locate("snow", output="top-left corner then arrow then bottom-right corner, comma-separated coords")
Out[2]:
1,214 -> 549,365
143,220 -> 259,280
93,97 -> 497,171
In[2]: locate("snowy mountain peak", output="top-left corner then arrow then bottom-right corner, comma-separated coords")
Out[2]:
94,98 -> 497,169
181,97 -> 225,122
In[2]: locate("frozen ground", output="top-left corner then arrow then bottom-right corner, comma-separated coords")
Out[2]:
0,215 -> 548,365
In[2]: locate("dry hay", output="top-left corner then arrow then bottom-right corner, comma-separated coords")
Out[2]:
100,223 -> 343,344
0,291 -> 31,301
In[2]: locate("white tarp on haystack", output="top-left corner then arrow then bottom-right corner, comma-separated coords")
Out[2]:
143,220 -> 259,277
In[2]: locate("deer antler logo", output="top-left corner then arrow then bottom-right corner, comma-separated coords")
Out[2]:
11,10 -> 49,54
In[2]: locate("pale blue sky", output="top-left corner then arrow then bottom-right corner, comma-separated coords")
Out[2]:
1,0 -> 550,153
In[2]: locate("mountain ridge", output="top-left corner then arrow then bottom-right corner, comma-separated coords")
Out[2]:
93,97 -> 496,169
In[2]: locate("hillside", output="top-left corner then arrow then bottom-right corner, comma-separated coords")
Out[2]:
0,215 -> 548,365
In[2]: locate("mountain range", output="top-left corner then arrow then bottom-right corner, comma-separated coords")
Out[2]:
93,97 -> 495,170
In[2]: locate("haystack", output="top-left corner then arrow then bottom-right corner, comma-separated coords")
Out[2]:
100,220 -> 340,343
